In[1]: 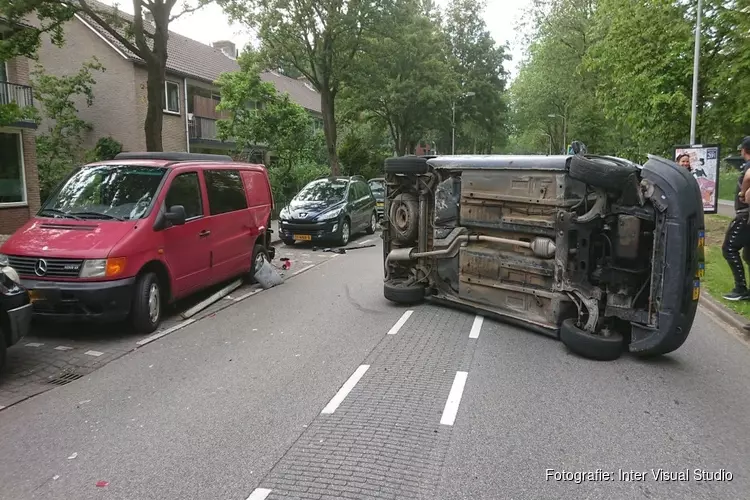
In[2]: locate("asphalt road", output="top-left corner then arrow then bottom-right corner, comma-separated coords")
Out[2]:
0,239 -> 748,500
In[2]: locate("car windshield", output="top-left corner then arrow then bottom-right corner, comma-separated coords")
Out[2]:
41,165 -> 167,220
368,181 -> 385,197
295,179 -> 348,202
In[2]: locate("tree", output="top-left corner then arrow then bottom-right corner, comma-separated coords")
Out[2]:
33,59 -> 104,201
3,0 -> 212,151
219,0 -> 392,175
342,1 -> 456,156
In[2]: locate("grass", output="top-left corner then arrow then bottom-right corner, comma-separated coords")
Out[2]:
719,169 -> 737,201
702,214 -> 750,319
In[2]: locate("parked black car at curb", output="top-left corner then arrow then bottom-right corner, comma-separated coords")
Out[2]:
279,176 -> 378,246
381,153 -> 704,361
368,178 -> 386,220
0,264 -> 32,373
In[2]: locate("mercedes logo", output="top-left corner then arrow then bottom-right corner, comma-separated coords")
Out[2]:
35,258 -> 48,277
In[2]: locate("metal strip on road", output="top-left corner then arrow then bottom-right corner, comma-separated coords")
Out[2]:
387,310 -> 414,335
469,315 -> 484,339
245,488 -> 272,500
136,319 -> 197,346
441,371 -> 469,426
320,364 -> 370,414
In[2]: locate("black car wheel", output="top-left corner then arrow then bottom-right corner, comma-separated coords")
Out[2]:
338,219 -> 351,246
384,156 -> 429,175
130,272 -> 162,334
568,155 -> 638,193
283,239 -> 295,246
366,212 -> 377,235
559,318 -> 624,361
384,279 -> 425,304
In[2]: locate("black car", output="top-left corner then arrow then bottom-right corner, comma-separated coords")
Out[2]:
0,264 -> 32,372
368,178 -> 385,219
279,176 -> 378,246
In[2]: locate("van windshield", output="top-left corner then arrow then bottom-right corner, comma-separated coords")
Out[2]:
41,165 -> 167,221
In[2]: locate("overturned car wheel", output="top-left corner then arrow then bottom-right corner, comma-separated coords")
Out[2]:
559,318 -> 624,361
568,155 -> 638,193
384,280 -> 425,305
384,156 -> 429,175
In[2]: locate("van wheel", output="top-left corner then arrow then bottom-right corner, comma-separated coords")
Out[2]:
366,212 -> 377,234
568,155 -> 638,193
559,318 -> 623,361
384,279 -> 425,304
384,156 -> 429,175
249,244 -> 270,283
131,272 -> 162,334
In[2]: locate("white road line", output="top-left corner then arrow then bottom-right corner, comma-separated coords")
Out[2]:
387,310 -> 414,335
0,406 -> 5,411
233,289 -> 261,302
469,315 -> 484,339
84,350 -> 103,357
136,319 -> 196,346
291,264 -> 314,277
359,238 -> 374,246
246,488 -> 272,500
54,346 -> 73,351
440,371 -> 468,426
25,343 -> 43,347
321,365 -> 370,414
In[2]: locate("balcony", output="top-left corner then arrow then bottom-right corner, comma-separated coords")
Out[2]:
0,81 -> 36,126
189,116 -> 222,142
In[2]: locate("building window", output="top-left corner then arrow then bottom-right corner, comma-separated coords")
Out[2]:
0,131 -> 26,205
163,81 -> 180,114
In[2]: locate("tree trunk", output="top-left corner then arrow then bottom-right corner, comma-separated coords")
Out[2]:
320,88 -> 339,175
144,61 -> 165,151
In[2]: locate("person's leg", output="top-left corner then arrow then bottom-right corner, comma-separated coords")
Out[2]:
722,217 -> 750,300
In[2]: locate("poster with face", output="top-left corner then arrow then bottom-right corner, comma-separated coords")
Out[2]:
674,144 -> 720,214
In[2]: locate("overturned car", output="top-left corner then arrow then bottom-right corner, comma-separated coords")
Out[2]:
381,152 -> 704,361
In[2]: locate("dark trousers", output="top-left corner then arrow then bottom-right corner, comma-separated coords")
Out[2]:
722,216 -> 750,290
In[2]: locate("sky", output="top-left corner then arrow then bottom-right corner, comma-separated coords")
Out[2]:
98,0 -> 531,79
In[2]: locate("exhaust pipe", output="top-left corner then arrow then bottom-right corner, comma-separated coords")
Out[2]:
387,235 -> 557,261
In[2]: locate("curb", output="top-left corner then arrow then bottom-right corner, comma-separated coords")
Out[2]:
699,292 -> 748,332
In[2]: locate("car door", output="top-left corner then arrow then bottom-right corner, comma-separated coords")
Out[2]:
355,181 -> 372,230
203,168 -> 253,283
161,170 -> 213,298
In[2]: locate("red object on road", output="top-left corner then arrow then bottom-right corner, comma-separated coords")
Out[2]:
96,481 -> 109,488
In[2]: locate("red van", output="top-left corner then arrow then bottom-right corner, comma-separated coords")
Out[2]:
0,152 -> 275,333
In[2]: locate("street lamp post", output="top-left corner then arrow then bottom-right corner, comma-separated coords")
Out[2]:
548,113 -> 566,154
689,0 -> 703,144
452,91 -> 475,155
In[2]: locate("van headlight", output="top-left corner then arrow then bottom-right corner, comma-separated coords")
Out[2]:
0,254 -> 8,267
1,266 -> 20,284
80,257 -> 127,278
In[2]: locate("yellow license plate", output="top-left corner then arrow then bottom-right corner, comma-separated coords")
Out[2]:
28,290 -> 42,302
698,230 -> 705,248
293,234 -> 312,241
376,202 -> 384,207
692,280 -> 701,301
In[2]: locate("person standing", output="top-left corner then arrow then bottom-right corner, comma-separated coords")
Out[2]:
722,136 -> 750,300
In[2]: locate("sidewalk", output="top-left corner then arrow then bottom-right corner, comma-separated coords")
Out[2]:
718,199 -> 734,218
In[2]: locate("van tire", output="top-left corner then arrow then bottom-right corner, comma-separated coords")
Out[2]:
130,272 -> 162,334
249,244 -> 269,283
384,280 -> 425,304
559,318 -> 623,361
568,155 -> 638,192
384,156 -> 429,175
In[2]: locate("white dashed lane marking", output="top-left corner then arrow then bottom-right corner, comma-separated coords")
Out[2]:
469,315 -> 484,339
321,365 -> 370,414
441,371 -> 468,426
54,346 -> 73,351
387,310 -> 413,335
246,488 -> 272,500
84,350 -> 104,357
25,343 -> 43,347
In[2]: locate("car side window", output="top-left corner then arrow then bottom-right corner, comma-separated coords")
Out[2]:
358,181 -> 371,199
348,183 -> 357,202
204,169 -> 248,215
165,172 -> 202,220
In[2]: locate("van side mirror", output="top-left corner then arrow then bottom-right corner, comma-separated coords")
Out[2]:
165,205 -> 186,226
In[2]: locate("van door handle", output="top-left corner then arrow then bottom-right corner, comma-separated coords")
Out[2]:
198,229 -> 211,238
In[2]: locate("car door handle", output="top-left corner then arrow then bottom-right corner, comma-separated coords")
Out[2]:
198,229 -> 211,238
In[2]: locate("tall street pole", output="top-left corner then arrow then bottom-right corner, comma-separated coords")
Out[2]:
690,0 -> 702,144
451,100 -> 456,155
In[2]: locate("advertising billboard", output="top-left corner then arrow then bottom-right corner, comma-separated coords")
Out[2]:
674,144 -> 720,214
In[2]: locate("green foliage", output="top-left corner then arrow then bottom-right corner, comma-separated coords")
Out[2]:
338,120 -> 391,180
0,0 -> 77,61
33,59 -> 103,202
91,136 -> 123,161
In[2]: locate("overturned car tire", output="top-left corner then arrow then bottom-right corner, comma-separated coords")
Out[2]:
384,280 -> 425,305
568,155 -> 638,193
384,156 -> 429,175
559,318 -> 624,361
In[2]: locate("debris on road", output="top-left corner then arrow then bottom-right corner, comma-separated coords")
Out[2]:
180,279 -> 242,319
254,259 -> 284,289
67,452 -> 77,460
96,480 -> 109,488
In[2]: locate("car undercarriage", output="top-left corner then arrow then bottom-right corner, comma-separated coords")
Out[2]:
381,153 -> 704,361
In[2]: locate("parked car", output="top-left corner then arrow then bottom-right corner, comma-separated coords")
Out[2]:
368,178 -> 386,219
278,176 -> 378,246
0,152 -> 275,334
381,153 -> 704,361
0,264 -> 32,373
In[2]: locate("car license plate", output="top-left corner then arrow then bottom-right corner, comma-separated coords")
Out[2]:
293,234 -> 312,241
692,280 -> 701,301
696,262 -> 705,278
376,202 -> 384,207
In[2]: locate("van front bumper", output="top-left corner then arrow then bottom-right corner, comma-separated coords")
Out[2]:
20,277 -> 135,322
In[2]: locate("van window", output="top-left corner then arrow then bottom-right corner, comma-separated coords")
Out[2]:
241,170 -> 271,207
204,169 -> 248,215
165,172 -> 202,220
